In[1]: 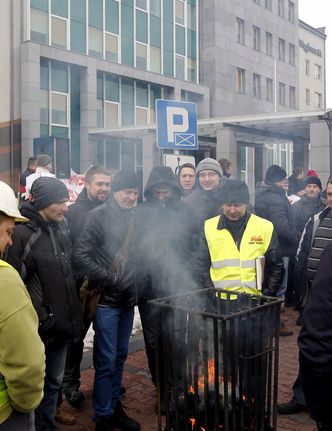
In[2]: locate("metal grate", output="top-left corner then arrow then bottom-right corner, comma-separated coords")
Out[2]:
150,288 -> 282,431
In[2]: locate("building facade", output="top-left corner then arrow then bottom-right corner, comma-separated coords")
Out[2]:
0,0 -> 328,190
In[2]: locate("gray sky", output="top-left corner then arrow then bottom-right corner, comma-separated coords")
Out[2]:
299,0 -> 331,109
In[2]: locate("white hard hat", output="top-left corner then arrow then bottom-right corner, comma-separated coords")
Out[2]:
0,181 -> 28,222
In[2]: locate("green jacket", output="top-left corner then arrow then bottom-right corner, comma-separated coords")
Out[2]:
0,260 -> 45,424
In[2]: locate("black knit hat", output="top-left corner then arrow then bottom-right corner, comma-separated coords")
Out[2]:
303,176 -> 322,189
111,170 -> 139,193
220,180 -> 250,204
264,165 -> 287,185
31,177 -> 69,210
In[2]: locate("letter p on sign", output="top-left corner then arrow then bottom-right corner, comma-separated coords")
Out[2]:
166,107 -> 189,142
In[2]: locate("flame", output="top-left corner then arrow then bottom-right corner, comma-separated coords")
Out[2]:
189,417 -> 196,430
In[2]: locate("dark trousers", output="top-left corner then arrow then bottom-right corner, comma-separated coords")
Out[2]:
0,411 -> 35,431
35,340 -> 68,431
291,374 -> 307,406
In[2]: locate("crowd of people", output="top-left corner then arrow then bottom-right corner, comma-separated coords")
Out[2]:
0,155 -> 331,431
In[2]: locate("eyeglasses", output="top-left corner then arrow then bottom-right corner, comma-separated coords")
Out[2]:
198,172 -> 219,179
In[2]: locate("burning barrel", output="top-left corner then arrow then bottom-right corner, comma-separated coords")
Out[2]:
149,288 -> 282,431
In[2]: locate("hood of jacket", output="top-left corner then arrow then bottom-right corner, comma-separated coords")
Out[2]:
144,166 -> 183,202
20,201 -> 63,233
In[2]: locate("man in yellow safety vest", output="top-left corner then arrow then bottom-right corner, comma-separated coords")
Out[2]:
198,179 -> 284,297
0,181 -> 45,431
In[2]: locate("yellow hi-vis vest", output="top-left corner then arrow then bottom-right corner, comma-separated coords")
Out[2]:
204,214 -> 274,295
0,260 -> 13,409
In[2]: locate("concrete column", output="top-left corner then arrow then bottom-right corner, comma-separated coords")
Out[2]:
80,58 -> 98,171
141,131 -> 160,188
21,42 -> 41,163
216,127 -> 237,173
309,121 -> 330,184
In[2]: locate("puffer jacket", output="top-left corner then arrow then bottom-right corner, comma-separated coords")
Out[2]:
133,166 -> 200,302
73,198 -> 136,308
255,183 -> 300,256
6,203 -> 82,342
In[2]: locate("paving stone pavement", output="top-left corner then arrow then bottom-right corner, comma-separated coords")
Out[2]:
58,307 -> 317,431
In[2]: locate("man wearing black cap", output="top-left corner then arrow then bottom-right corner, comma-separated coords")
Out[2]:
198,179 -> 283,297
6,176 -> 83,431
292,176 -> 326,233
74,171 -> 140,431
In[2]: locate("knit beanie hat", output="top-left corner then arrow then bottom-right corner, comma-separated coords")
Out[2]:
111,170 -> 139,193
196,158 -> 223,178
264,165 -> 287,185
31,177 -> 69,210
220,179 -> 250,204
307,169 -> 318,177
37,153 -> 52,167
303,176 -> 322,189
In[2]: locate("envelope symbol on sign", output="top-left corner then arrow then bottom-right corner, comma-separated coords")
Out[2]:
175,133 -> 196,147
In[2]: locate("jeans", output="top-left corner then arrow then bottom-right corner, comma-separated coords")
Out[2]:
35,340 -> 68,431
93,306 -> 134,419
0,411 -> 35,431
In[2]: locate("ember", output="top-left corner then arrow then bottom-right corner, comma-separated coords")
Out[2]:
150,288 -> 282,431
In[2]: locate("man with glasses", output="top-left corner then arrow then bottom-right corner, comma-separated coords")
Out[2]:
185,158 -> 224,226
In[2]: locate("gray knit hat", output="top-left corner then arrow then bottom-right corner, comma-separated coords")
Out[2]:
196,158 -> 223,178
220,180 -> 250,204
37,153 -> 52,167
31,177 -> 69,210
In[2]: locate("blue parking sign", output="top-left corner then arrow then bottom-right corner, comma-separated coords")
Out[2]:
156,100 -> 198,150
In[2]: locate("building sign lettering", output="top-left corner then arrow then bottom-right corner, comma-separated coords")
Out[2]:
299,39 -> 322,57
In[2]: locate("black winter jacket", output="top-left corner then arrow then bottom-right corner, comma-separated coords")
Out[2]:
66,188 -> 103,246
133,166 -> 200,302
73,198 -> 136,307
184,186 -> 222,227
292,195 -> 327,234
6,203 -> 83,342
196,211 -> 284,296
255,183 -> 300,256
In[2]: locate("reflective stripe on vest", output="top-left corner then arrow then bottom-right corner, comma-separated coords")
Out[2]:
0,260 -> 15,407
204,214 -> 274,295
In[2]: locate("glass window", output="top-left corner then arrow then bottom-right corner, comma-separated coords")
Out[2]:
253,26 -> 260,51
105,102 -> 119,128
122,37 -> 134,66
266,78 -> 273,102
176,25 -> 185,55
51,126 -> 68,138
288,1 -> 294,23
187,2 -> 196,30
106,140 -> 120,170
136,82 -> 148,107
314,64 -> 322,80
136,107 -> 148,125
136,43 -> 147,69
305,88 -> 310,105
105,33 -> 118,62
122,141 -> 135,171
89,0 -> 103,28
51,93 -> 67,125
236,18 -> 245,45
176,55 -> 185,80
30,9 -> 48,44
51,0 -> 68,18
105,75 -> 119,102
71,0 -> 86,22
40,89 -> 49,124
31,0 -> 48,12
288,43 -> 295,65
96,99 -> 103,127
89,27 -> 103,58
265,32 -> 272,56
150,15 -> 161,47
136,0 -> 147,9
187,29 -> 196,59
289,86 -> 295,108
150,0 -> 161,17
265,0 -> 272,10
122,5 -> 134,38
163,0 -> 173,22
305,59 -> 310,76
40,59 -> 49,89
187,58 -> 197,82
121,79 -> 134,105
51,16 -> 67,49
97,71 -> 103,99
163,20 -> 173,51
278,0 -> 285,17
71,20 -> 86,54
150,46 -> 161,73
236,68 -> 245,94
105,0 -> 119,33
136,10 -> 148,43
314,92 -> 322,108
278,81 -> 285,106
150,85 -> 161,122
253,73 -> 261,99
175,0 -> 185,25
51,62 -> 68,92
278,38 -> 285,61
163,50 -> 173,77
